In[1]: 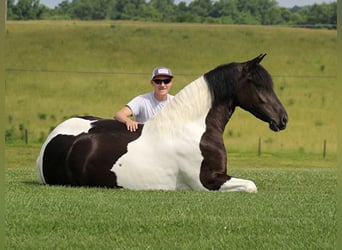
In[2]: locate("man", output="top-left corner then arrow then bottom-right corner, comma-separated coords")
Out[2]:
114,66 -> 174,132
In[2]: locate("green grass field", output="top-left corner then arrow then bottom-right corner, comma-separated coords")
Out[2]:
5,21 -> 337,248
5,144 -> 337,249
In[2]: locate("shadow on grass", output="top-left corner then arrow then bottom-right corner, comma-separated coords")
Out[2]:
22,180 -> 41,186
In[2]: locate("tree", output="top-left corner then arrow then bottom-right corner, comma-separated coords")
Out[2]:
307,3 -> 336,25
174,1 -> 195,23
56,1 -> 72,14
14,0 -> 46,19
70,0 -> 116,20
149,0 -> 176,22
188,0 -> 213,18
279,7 -> 292,23
6,0 -> 336,28
7,0 -> 17,19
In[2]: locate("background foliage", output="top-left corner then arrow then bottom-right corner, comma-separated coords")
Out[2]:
7,0 -> 337,28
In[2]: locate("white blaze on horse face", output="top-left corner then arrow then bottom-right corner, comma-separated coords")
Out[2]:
36,117 -> 94,184
112,77 -> 212,190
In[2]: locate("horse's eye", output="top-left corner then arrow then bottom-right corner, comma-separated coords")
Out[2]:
250,80 -> 263,89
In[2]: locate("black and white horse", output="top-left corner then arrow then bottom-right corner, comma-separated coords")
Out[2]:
37,54 -> 287,192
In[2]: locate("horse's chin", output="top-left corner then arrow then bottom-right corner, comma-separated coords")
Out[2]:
251,111 -> 283,132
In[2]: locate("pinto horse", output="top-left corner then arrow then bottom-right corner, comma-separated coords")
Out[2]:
37,54 -> 287,192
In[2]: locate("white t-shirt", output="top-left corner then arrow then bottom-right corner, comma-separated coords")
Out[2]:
127,92 -> 174,123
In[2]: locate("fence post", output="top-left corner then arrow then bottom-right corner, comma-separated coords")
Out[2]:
323,139 -> 326,159
258,137 -> 261,156
25,129 -> 28,144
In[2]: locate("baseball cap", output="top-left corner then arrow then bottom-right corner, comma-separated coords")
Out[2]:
151,66 -> 173,80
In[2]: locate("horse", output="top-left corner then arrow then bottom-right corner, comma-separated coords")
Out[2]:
37,54 -> 287,192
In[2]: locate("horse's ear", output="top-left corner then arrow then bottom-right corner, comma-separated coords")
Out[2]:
244,54 -> 267,71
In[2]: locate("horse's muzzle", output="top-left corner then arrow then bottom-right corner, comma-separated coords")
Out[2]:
269,113 -> 288,132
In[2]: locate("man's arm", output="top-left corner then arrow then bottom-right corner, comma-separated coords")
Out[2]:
114,106 -> 140,132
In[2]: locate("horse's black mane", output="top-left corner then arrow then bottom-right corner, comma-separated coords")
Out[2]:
248,64 -> 273,90
204,62 -> 241,107
204,61 -> 272,107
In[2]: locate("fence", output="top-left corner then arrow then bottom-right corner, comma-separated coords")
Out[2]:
257,137 -> 329,159
5,67 -> 337,79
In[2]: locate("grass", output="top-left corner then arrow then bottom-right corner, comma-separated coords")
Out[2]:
5,144 -> 336,249
5,144 -> 337,248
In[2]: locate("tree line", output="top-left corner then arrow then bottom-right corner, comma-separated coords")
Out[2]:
7,0 -> 337,28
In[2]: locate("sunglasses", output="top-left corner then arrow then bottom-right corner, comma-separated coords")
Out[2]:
153,78 -> 172,85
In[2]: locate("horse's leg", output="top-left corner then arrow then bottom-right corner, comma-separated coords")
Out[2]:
83,138 -> 123,188
199,104 -> 257,192
199,138 -> 229,190
199,137 -> 257,192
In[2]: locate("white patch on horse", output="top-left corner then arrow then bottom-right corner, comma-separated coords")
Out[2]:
36,117 -> 94,184
112,77 -> 212,190
220,177 -> 257,193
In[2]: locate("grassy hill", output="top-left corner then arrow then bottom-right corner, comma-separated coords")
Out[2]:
5,20 -> 337,157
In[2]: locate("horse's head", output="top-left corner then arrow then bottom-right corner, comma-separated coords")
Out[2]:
235,54 -> 288,131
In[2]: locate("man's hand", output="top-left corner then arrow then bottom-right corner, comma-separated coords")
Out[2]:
125,120 -> 140,132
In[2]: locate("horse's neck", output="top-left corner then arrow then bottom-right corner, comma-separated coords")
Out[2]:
205,103 -> 236,133
144,76 -> 212,133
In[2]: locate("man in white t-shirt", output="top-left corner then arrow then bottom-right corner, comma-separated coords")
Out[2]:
114,66 -> 174,132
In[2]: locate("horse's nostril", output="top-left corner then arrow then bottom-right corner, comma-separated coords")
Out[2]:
282,114 -> 288,125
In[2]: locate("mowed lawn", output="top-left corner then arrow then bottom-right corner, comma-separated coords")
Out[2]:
5,21 -> 337,249
5,144 -> 336,249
